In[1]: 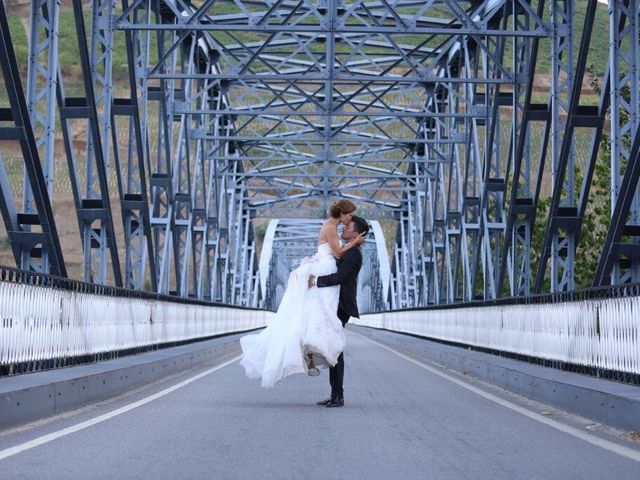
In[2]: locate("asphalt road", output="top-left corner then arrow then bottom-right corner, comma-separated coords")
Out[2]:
1,329 -> 639,480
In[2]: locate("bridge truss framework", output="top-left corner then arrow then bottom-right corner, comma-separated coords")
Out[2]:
0,0 -> 638,309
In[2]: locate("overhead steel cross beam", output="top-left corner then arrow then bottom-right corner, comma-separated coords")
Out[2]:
115,0 -> 535,217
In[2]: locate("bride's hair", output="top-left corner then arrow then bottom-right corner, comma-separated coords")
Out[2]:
329,199 -> 356,218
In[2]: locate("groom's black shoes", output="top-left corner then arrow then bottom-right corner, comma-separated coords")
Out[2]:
316,396 -> 334,406
326,397 -> 344,408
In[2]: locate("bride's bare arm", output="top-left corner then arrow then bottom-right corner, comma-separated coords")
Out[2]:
325,224 -> 365,258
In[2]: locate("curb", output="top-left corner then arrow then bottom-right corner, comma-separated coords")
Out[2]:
351,325 -> 640,432
0,332 -> 251,430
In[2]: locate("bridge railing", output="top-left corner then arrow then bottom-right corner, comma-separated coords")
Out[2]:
0,266 -> 272,376
355,284 -> 640,381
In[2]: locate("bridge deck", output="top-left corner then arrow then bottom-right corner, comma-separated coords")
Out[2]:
0,329 -> 639,479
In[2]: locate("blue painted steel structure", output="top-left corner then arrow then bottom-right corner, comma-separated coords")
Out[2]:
0,0 -> 638,311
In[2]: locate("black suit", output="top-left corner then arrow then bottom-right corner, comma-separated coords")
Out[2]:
316,246 -> 362,398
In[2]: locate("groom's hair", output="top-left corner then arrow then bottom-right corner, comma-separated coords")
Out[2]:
351,215 -> 370,236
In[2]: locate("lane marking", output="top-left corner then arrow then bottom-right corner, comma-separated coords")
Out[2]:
353,331 -> 640,463
0,355 -> 241,462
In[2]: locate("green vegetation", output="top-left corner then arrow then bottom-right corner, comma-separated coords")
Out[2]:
253,221 -> 268,240
0,235 -> 10,248
7,17 -> 27,67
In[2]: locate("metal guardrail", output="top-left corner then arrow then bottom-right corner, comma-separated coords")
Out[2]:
4,262 -> 640,383
376,282 -> 640,312
355,283 -> 640,383
0,266 -> 272,375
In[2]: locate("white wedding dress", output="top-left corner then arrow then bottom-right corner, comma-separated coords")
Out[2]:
240,243 -> 346,387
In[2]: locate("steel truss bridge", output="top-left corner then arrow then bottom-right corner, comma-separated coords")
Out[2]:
0,0 -> 639,311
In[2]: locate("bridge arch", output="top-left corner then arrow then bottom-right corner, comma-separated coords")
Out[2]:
259,218 -> 389,312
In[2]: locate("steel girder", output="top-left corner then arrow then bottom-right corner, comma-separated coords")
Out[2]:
390,0 -> 542,305
137,0 -> 259,303
22,0 -> 60,274
593,0 -> 640,287
0,0 -> 262,305
115,0 -> 543,309
116,0 -> 157,291
498,0 -> 548,297
388,0 -> 624,305
0,0 -> 66,277
53,0 -> 123,286
530,0 -> 579,294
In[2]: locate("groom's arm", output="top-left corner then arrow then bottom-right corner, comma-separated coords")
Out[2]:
315,249 -> 361,288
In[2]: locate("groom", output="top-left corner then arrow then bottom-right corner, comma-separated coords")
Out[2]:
308,215 -> 369,408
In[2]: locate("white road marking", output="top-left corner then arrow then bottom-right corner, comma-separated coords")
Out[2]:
4,329 -> 638,464
354,331 -> 640,463
0,355 -> 241,462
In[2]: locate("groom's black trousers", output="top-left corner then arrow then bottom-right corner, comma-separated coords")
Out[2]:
330,310 -> 349,398
329,353 -> 344,398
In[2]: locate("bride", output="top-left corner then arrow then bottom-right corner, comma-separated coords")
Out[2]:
240,200 -> 366,387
